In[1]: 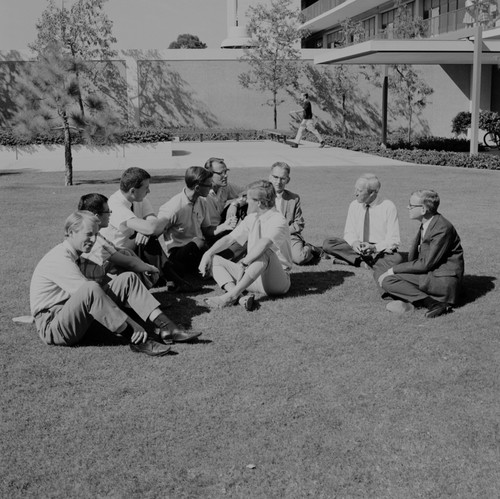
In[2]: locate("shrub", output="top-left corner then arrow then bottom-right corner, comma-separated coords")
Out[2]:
451,110 -> 500,136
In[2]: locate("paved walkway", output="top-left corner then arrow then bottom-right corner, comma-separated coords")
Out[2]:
0,139 -> 413,173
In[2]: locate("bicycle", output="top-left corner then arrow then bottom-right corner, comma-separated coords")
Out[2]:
483,131 -> 500,148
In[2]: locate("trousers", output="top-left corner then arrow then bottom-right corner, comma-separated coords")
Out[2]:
35,272 -> 160,346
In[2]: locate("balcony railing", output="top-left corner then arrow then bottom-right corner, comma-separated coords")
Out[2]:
335,6 -> 500,48
302,0 -> 348,23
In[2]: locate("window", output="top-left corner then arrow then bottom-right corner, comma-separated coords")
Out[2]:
326,30 -> 343,48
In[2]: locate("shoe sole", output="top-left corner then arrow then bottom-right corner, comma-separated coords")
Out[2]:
129,344 -> 171,356
425,306 -> 452,319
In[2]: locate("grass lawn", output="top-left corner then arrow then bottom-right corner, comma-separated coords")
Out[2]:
1,162 -> 499,498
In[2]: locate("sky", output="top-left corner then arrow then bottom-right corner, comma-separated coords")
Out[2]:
0,0 -> 228,50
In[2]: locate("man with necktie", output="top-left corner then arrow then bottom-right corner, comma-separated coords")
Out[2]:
378,189 -> 464,318
322,174 -> 402,274
199,180 -> 293,311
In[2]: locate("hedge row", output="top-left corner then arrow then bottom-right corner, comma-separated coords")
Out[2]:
322,135 -> 500,170
0,127 -> 173,147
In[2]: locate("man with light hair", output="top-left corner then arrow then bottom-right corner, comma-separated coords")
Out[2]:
378,189 -> 464,318
269,161 -> 321,265
322,174 -> 402,275
30,211 -> 200,356
199,180 -> 293,311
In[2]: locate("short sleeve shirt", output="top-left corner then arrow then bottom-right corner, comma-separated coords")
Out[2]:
157,189 -> 211,256
100,190 -> 155,250
230,208 -> 293,270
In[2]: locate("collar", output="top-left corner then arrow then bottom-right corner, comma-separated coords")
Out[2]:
421,216 -> 434,236
364,197 -> 380,209
62,240 -> 80,261
182,188 -> 197,205
257,207 -> 278,223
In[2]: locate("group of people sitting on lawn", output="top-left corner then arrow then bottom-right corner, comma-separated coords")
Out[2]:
30,159 -> 465,357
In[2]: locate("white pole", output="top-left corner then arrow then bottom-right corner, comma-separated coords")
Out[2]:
470,23 -> 482,156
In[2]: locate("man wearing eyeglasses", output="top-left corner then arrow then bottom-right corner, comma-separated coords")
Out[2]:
378,189 -> 464,318
155,166 -> 235,276
204,157 -> 247,227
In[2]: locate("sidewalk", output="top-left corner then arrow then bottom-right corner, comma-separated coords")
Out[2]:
0,139 -> 413,173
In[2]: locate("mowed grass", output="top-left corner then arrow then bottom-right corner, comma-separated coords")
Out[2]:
1,161 -> 500,498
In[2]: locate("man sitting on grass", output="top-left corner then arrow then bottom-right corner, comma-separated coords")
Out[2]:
199,180 -> 293,311
269,161 -> 322,265
322,174 -> 402,276
378,189 -> 464,318
156,166 -> 236,277
78,193 -> 160,288
30,211 -> 201,356
100,166 -> 191,292
204,157 -> 247,259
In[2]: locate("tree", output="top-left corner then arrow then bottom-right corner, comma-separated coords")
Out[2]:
303,64 -> 359,138
168,34 -> 207,49
30,0 -> 118,117
390,0 -> 427,39
391,65 -> 433,142
14,44 -> 119,186
238,0 -> 306,129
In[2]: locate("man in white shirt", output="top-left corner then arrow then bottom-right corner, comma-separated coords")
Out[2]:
100,167 -> 160,252
30,211 -> 201,355
199,180 -> 293,311
323,174 -> 402,275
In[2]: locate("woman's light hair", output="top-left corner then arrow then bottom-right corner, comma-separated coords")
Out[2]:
247,180 -> 276,209
64,211 -> 99,237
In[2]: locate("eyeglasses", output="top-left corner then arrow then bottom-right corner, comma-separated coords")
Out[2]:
200,183 -> 212,188
99,210 -> 112,214
407,204 -> 423,209
213,169 -> 230,176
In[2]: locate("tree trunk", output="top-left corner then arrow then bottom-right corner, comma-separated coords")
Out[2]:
407,95 -> 412,143
62,112 -> 73,186
342,93 -> 347,138
70,47 -> 85,117
273,91 -> 277,130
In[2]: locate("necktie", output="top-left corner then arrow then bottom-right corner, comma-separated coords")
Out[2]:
417,224 -> 423,254
363,204 -> 370,242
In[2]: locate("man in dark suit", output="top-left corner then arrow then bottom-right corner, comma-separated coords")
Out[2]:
378,189 -> 464,318
269,162 -> 321,265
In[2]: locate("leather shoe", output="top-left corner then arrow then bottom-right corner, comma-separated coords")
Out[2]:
238,293 -> 255,311
130,338 -> 171,356
425,302 -> 452,318
159,328 -> 202,343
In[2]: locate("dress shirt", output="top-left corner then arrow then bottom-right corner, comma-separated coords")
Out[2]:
30,240 -> 88,316
158,189 -> 211,256
230,208 -> 293,270
205,182 -> 245,225
100,190 -> 155,250
343,197 -> 400,253
421,216 -> 434,239
275,192 -> 286,217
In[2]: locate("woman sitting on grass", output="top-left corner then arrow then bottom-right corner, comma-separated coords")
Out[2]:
199,180 -> 293,311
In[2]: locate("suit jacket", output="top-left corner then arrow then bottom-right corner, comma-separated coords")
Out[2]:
393,213 -> 464,304
279,190 -> 305,237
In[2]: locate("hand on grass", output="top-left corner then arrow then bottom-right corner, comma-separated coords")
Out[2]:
130,330 -> 148,344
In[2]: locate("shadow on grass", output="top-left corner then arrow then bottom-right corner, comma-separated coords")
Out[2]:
288,269 -> 355,297
76,174 -> 184,186
172,149 -> 191,157
456,274 -> 496,307
0,171 -> 25,177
